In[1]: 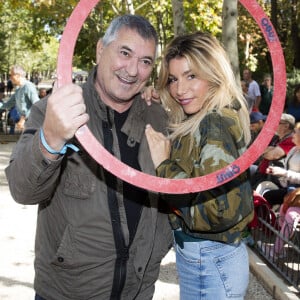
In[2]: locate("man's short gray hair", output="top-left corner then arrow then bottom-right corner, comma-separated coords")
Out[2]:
102,14 -> 158,47
10,65 -> 26,78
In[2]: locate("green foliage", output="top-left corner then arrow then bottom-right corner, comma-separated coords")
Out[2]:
0,0 -> 64,76
0,0 -> 298,89
0,0 -> 224,77
185,0 -> 222,35
237,1 -> 270,78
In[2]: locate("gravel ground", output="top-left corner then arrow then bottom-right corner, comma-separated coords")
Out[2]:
0,141 -> 273,299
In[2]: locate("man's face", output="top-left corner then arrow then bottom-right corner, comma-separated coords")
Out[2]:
39,89 -> 47,98
243,70 -> 251,81
95,28 -> 156,112
10,69 -> 21,86
263,77 -> 272,87
277,121 -> 291,137
250,121 -> 264,133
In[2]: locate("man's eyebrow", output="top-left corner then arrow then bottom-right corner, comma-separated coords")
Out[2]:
119,45 -> 154,62
142,56 -> 154,64
120,45 -> 133,52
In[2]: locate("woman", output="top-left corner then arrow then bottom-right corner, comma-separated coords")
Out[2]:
258,123 -> 300,259
264,122 -> 300,207
258,188 -> 300,259
145,32 -> 254,299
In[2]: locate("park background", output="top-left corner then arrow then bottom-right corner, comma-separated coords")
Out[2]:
0,0 -> 300,102
1,0 -> 300,299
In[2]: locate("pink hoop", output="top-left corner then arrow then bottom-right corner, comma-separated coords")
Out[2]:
57,0 -> 286,193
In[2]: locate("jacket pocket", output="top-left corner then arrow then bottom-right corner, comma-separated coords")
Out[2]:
63,171 -> 96,200
50,224 -> 115,299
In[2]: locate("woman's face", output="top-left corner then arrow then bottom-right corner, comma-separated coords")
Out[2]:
167,56 -> 209,115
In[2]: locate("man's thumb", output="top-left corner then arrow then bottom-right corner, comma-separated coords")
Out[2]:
51,80 -> 59,93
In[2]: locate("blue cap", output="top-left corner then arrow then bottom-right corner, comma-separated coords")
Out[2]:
250,112 -> 266,124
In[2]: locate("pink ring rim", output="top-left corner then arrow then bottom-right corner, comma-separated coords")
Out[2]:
57,0 -> 286,193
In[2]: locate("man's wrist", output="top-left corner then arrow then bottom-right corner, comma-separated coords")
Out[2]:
39,128 -> 79,155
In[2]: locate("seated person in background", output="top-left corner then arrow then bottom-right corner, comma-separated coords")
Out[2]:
250,111 -> 266,145
263,122 -> 300,207
251,113 -> 295,188
249,111 -> 266,181
258,188 -> 300,259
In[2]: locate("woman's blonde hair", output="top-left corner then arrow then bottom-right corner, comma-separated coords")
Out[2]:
157,32 -> 250,146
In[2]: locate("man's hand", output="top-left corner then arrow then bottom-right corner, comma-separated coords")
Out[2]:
145,124 -> 170,168
141,86 -> 161,106
16,116 -> 25,131
41,83 -> 89,158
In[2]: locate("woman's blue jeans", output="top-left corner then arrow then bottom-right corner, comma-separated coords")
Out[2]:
175,238 -> 249,300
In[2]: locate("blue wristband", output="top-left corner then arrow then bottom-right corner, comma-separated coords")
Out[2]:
39,128 -> 79,155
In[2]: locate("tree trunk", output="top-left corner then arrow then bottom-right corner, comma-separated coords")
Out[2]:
222,0 -> 240,81
126,0 -> 135,15
270,0 -> 278,32
171,0 -> 185,36
291,0 -> 300,68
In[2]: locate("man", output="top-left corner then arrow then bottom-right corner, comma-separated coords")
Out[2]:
6,78 -> 13,96
252,113 -> 295,188
241,80 -> 255,112
243,68 -> 261,111
38,88 -> 48,99
259,74 -> 273,115
248,111 -> 266,184
0,77 -> 5,100
250,111 -> 266,145
6,15 -> 172,300
0,65 -> 40,130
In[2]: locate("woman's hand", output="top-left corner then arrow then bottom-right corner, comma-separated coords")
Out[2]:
141,86 -> 161,106
266,166 -> 287,177
145,124 -> 170,168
